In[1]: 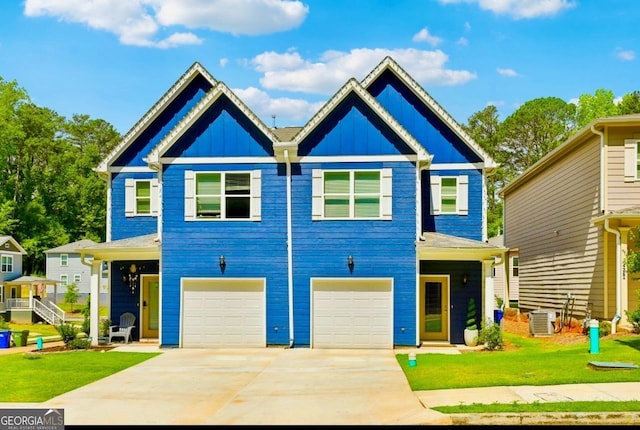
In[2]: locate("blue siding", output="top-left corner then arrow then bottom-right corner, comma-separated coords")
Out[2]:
421,169 -> 484,241
368,70 -> 481,164
114,74 -> 213,167
110,171 -> 158,241
292,97 -> 420,346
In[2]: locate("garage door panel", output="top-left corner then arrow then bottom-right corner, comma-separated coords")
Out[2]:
182,279 -> 265,348
313,279 -> 393,349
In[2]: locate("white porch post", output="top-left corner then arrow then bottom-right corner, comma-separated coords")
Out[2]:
90,260 -> 102,346
483,259 -> 495,326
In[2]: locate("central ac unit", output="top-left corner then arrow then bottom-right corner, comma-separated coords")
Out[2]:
529,310 -> 556,336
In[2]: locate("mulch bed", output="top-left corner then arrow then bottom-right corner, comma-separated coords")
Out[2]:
29,345 -> 117,354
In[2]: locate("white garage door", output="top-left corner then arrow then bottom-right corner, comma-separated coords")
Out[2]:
312,278 -> 393,349
182,278 -> 265,347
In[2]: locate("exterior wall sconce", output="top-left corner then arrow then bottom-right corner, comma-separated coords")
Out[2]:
462,273 -> 469,286
347,255 -> 354,273
219,255 -> 226,273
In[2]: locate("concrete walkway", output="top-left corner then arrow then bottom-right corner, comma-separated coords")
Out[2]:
1,342 -> 640,425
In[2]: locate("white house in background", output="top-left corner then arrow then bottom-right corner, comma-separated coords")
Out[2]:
0,236 -> 27,315
487,234 -> 520,307
44,240 -> 109,303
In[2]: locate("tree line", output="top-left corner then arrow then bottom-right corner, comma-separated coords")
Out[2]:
1,76 -> 639,274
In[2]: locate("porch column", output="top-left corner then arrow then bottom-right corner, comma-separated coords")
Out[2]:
89,259 -> 102,346
620,227 -> 630,325
483,259 -> 495,326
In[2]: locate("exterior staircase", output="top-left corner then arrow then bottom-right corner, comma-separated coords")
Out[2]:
32,299 -> 66,325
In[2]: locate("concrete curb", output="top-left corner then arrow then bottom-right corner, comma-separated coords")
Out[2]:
450,411 -> 640,425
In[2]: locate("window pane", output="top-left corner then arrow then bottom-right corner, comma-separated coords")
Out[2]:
137,200 -> 151,214
441,198 -> 456,213
226,196 -> 251,218
441,178 -> 457,196
197,173 -> 221,195
136,181 -> 150,197
355,197 -> 379,217
324,172 -> 350,193
325,198 -> 349,217
226,173 -> 250,195
354,171 -> 380,193
197,196 -> 221,218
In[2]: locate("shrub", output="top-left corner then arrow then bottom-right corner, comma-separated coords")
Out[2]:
466,298 -> 478,331
56,323 -> 80,346
599,320 -> 611,337
0,316 -> 10,330
68,337 -> 91,350
479,320 -> 504,351
100,318 -> 112,337
625,290 -> 640,333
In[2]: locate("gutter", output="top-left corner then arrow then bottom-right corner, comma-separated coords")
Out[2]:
284,149 -> 294,348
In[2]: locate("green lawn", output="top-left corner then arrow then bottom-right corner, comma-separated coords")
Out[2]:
397,332 -> 640,414
0,351 -> 160,402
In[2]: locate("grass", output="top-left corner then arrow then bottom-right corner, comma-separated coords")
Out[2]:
0,351 -> 160,402
397,331 -> 640,414
435,400 -> 640,414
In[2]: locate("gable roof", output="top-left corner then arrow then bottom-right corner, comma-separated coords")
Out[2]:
44,239 -> 99,254
361,56 -> 497,170
501,114 -> 640,197
0,236 -> 27,254
145,80 -> 279,167
417,232 -> 507,260
76,234 -> 160,261
96,62 -> 217,175
286,77 -> 432,163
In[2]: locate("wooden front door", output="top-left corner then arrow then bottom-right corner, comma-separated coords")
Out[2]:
142,275 -> 159,339
420,275 -> 450,342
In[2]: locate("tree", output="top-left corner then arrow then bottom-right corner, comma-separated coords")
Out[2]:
463,106 -> 504,237
64,283 -> 80,313
574,88 -> 619,129
618,91 -> 640,115
497,97 -> 576,181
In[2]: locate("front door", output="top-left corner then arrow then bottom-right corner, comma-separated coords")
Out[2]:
142,275 -> 159,339
420,275 -> 450,342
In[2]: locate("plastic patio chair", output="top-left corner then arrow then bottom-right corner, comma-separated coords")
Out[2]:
108,312 -> 136,344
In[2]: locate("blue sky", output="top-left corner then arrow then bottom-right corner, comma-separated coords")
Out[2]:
0,0 -> 638,134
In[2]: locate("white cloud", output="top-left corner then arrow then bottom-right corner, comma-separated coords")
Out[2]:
487,100 -> 505,108
23,0 -> 308,48
438,0 -> 576,19
412,28 -> 443,47
457,37 -> 469,46
250,48 -> 477,95
497,68 -> 519,77
614,48 -> 635,61
233,86 -> 324,127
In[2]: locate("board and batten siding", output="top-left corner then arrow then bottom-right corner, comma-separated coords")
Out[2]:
504,137 -> 604,318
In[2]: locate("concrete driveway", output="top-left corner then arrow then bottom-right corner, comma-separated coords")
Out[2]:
13,347 -> 450,425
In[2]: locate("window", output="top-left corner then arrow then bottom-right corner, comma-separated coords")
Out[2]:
1,255 -> 13,272
512,257 -> 519,277
60,254 -> 68,266
185,170 -> 262,221
125,178 -> 159,217
312,169 -> 392,220
430,175 -> 468,215
74,274 -> 81,284
60,274 -> 68,286
624,139 -> 640,182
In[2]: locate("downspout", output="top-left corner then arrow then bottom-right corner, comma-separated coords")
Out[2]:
593,124 -> 622,334
284,149 -> 294,348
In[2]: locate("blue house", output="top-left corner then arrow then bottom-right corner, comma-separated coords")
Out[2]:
82,57 -> 506,348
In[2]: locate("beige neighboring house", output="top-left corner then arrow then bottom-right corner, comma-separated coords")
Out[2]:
500,114 -> 640,332
487,234 -> 519,307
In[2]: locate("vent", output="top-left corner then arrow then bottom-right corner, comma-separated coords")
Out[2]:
529,310 -> 556,336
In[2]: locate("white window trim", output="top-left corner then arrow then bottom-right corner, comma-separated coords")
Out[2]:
312,168 -> 392,220
624,139 -> 640,182
74,274 -> 81,283
60,274 -> 68,286
60,254 -> 68,267
1,255 -> 13,273
430,174 -> 468,216
185,170 -> 261,221
125,178 -> 159,217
